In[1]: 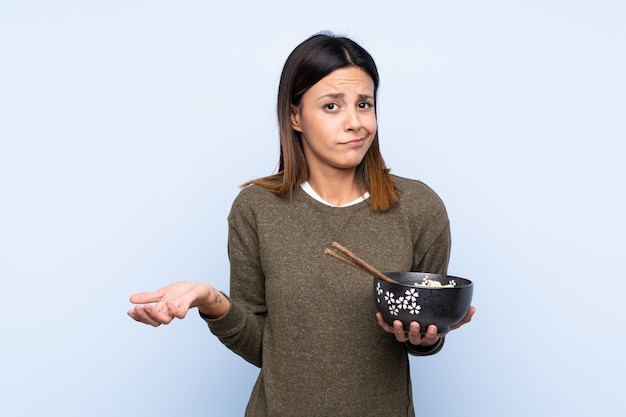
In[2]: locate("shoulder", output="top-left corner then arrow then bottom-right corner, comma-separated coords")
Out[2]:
234,183 -> 275,203
392,175 -> 446,211
229,184 -> 287,219
390,175 -> 449,234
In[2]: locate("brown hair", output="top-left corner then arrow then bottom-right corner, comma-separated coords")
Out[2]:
243,32 -> 398,211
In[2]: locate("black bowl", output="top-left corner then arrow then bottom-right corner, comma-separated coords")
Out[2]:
374,272 -> 473,334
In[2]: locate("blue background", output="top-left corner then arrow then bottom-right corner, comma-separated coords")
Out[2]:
1,1 -> 624,416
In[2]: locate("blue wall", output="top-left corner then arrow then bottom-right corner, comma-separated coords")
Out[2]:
1,1 -> 624,416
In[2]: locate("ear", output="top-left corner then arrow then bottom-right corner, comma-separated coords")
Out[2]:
290,104 -> 303,132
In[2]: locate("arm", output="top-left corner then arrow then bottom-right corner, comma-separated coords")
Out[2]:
403,218 -> 475,354
128,188 -> 268,367
374,219 -> 454,353
200,188 -> 267,367
377,180 -> 474,354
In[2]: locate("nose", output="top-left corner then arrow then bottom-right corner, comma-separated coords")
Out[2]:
345,108 -> 363,132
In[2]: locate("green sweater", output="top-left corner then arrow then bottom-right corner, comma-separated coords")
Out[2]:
203,175 -> 451,416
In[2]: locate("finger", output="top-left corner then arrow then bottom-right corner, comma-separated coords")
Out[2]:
127,309 -> 138,320
407,321 -> 422,345
376,313 -> 394,332
420,324 -> 439,346
393,320 -> 408,342
465,306 -> 476,321
451,306 -> 476,330
165,301 -> 189,320
143,304 -> 175,325
129,306 -> 162,327
129,291 -> 163,305
408,321 -> 423,345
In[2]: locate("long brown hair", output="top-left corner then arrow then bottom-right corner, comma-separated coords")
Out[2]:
243,32 -> 398,212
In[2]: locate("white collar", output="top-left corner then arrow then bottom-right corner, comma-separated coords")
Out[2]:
300,181 -> 370,207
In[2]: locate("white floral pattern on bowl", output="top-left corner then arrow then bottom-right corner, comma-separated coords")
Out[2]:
376,282 -> 421,317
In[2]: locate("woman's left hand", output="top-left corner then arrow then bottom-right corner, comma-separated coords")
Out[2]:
376,306 -> 475,346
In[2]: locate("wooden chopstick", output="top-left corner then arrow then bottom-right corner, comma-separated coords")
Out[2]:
325,241 -> 398,284
324,248 -> 369,273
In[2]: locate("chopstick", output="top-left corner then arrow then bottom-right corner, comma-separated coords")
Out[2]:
324,241 -> 398,284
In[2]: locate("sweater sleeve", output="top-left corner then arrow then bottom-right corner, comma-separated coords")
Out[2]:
414,223 -> 451,275
201,188 -> 266,367
405,222 -> 450,356
403,178 -> 452,356
405,336 -> 445,356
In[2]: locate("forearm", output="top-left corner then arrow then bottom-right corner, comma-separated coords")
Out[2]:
200,296 -> 265,367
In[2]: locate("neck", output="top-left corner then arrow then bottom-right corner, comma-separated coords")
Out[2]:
306,169 -> 364,207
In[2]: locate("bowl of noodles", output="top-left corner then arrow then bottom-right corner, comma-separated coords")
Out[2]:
374,272 -> 473,334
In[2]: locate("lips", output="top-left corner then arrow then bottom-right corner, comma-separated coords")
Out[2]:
342,138 -> 366,147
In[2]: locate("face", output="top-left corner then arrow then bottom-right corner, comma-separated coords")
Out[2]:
291,66 -> 377,177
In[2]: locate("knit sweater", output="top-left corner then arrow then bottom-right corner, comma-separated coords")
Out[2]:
203,175 -> 451,416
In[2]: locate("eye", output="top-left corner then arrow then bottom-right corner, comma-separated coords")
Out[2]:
358,101 -> 374,109
324,102 -> 339,111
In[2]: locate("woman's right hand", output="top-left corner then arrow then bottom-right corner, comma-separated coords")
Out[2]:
127,281 -> 230,327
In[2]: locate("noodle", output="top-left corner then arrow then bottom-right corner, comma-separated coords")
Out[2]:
414,277 -> 456,288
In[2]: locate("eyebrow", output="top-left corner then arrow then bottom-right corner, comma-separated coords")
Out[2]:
315,93 -> 375,102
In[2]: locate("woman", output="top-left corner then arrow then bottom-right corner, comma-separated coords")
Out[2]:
128,32 -> 475,416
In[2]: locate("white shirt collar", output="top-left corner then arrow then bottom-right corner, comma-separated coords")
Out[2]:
300,181 -> 370,207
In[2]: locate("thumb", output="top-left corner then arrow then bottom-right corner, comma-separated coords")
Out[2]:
129,291 -> 163,305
